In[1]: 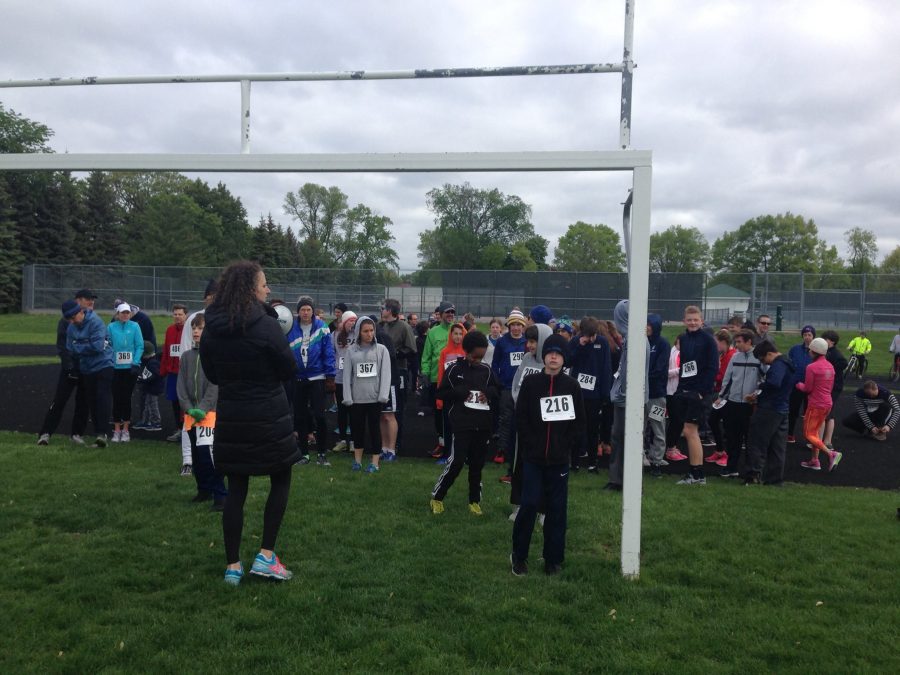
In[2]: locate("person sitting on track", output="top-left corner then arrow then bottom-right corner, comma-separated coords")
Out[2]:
842,380 -> 900,442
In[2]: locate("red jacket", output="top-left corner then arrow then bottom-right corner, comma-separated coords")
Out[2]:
160,322 -> 186,376
715,347 -> 736,390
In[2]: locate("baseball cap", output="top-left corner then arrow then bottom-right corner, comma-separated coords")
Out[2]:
74,288 -> 97,299
115,303 -> 132,314
436,301 -> 456,314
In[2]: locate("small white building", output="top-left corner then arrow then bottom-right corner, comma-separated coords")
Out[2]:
704,283 -> 750,317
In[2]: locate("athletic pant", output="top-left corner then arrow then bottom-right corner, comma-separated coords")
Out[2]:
665,394 -> 684,449
843,402 -> 891,435
294,379 -> 328,455
395,368 -> 408,453
709,406 -> 726,450
803,406 -> 830,451
746,407 -> 787,484
644,396 -> 667,464
608,405 -> 626,485
497,389 -> 514,467
39,368 -> 88,437
188,427 -> 227,499
599,401 -> 614,446
223,468 -> 292,565
139,388 -> 161,426
722,401 -> 753,474
512,461 -> 569,566
431,428 -> 490,502
83,367 -> 113,437
335,383 -> 351,443
787,388 -> 806,438
431,383 -> 444,441
578,398 -> 603,467
111,368 -> 138,423
350,402 -> 382,455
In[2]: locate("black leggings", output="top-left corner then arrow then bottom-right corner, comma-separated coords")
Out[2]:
223,468 -> 292,565
112,369 -> 137,423
350,402 -> 382,454
336,383 -> 350,442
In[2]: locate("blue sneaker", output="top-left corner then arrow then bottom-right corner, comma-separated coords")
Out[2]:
249,552 -> 292,581
327,404 -> 338,413
382,451 -> 397,462
224,564 -> 243,586
351,462 -> 362,472
365,463 -> 379,473
435,457 -> 450,465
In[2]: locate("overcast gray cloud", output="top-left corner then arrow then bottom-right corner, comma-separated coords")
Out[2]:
2,0 -> 898,269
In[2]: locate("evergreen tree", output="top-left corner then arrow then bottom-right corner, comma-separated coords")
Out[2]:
0,181 -> 23,312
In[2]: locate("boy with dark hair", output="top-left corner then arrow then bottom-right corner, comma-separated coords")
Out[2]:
567,316 -> 613,472
511,333 -> 585,576
744,341 -> 795,486
715,329 -> 760,477
431,331 -> 499,515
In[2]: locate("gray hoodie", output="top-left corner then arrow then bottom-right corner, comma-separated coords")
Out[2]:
609,299 -> 649,407
511,324 -> 553,403
343,317 -> 392,405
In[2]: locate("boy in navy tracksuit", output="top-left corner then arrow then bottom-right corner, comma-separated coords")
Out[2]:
431,331 -> 499,514
566,316 -> 612,471
744,341 -> 795,486
135,341 -> 164,431
645,314 -> 671,476
511,334 -> 585,576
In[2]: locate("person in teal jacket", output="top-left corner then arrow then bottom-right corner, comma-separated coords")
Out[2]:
64,299 -> 114,447
108,302 -> 144,443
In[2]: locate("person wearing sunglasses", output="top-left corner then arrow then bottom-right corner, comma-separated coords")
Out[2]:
753,314 -> 776,348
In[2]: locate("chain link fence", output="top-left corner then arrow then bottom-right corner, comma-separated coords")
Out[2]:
21,264 -> 900,329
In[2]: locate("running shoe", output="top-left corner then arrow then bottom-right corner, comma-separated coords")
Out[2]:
166,430 -> 181,443
492,452 -> 505,464
327,403 -> 338,413
351,462 -> 362,472
249,552 -> 293,581
430,444 -> 444,459
111,430 -> 122,443
508,506 -> 520,522
92,435 -> 108,448
743,475 -> 761,485
800,459 -> 821,470
676,474 -> 707,485
120,429 -> 131,443
37,433 -> 50,446
381,451 -> 397,462
70,434 -> 85,446
365,463 -> 379,474
715,452 -> 729,467
510,553 -> 528,576
665,449 -> 688,462
701,437 -> 717,447
132,422 -> 149,431
468,502 -> 483,516
720,469 -> 740,478
828,451 -> 843,472
295,455 -> 310,465
704,451 -> 723,464
316,453 -> 331,467
435,457 -> 450,465
430,499 -> 444,514
224,564 -> 243,586
332,440 -> 348,453
180,463 -> 193,477
144,424 -> 162,432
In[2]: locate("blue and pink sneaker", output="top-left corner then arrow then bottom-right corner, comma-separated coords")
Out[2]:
249,552 -> 293,581
224,563 -> 243,586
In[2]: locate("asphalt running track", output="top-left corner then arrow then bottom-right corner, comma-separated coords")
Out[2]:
2,350 -> 897,491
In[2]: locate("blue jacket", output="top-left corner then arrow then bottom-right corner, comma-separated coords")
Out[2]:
676,327 -> 719,395
287,316 -> 336,380
66,309 -> 114,374
646,314 -> 671,399
787,343 -> 813,385
108,320 -> 145,370
757,355 -> 795,413
567,333 -> 613,401
491,332 -> 527,390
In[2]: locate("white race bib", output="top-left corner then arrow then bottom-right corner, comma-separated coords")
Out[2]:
444,359 -> 457,372
356,362 -> 377,378
521,366 -> 541,379
540,394 -> 575,422
116,351 -> 133,366
141,367 -> 152,380
577,373 -> 596,391
712,399 -> 727,410
196,425 -> 215,447
169,343 -> 181,358
464,390 -> 491,410
510,351 -> 524,366
681,360 -> 698,378
339,356 -> 345,370
648,404 -> 666,421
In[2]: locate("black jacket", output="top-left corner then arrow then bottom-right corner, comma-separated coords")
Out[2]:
200,301 -> 299,475
436,358 -> 499,433
515,371 -> 585,465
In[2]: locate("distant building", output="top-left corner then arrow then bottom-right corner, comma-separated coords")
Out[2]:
704,283 -> 750,318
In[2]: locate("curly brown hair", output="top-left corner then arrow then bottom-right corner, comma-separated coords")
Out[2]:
210,260 -> 263,332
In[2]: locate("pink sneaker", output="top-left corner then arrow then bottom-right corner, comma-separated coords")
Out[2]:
827,450 -> 843,472
715,452 -> 729,467
704,451 -> 723,464
665,448 -> 688,462
800,459 -> 821,471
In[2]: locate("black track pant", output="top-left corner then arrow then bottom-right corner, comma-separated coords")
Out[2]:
223,468 -> 292,565
432,428 -> 490,502
40,368 -> 88,437
722,401 -> 753,473
111,369 -> 137,423
294,379 -> 328,455
83,367 -> 113,437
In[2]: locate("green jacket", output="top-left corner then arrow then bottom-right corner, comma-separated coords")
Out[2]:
421,321 -> 452,380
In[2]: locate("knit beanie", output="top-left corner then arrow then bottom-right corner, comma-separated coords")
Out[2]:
542,333 -> 569,360
529,304 -> 553,325
506,309 -> 527,327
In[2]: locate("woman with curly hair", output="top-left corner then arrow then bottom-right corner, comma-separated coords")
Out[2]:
199,261 -> 299,585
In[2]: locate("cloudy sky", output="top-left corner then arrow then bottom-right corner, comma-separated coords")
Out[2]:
2,0 -> 898,270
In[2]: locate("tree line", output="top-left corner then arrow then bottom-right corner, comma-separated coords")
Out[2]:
2,102 -> 899,311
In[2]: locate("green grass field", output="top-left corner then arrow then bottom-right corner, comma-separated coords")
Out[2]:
1,432 -> 897,673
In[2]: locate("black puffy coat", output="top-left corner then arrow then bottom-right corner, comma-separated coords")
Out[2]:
199,301 -> 299,475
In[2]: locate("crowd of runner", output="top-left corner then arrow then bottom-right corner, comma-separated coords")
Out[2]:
37,271 -> 900,579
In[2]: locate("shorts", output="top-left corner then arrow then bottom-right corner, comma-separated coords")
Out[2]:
826,390 -> 841,420
671,391 -> 713,425
381,385 -> 398,414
